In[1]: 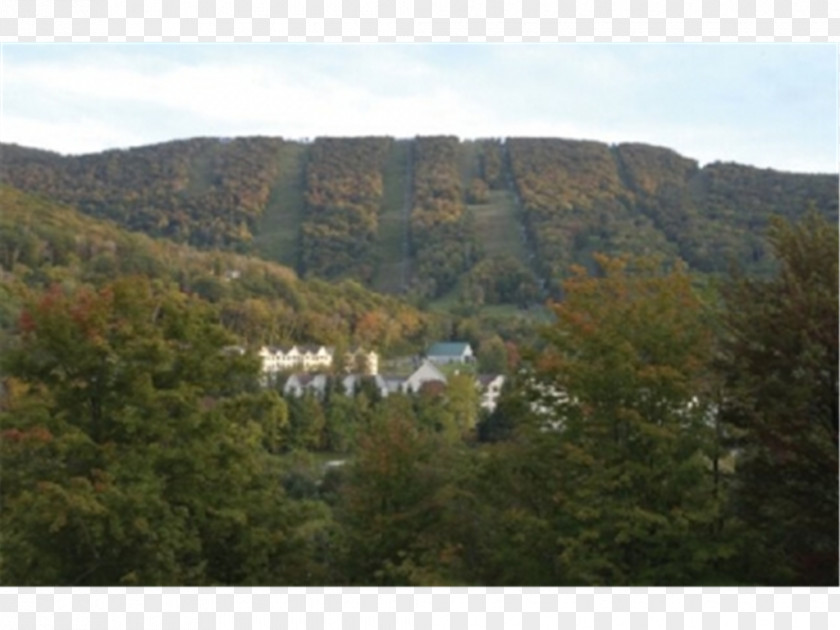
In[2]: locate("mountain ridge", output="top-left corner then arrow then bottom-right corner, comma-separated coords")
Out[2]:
2,135 -> 836,306
7,136 -> 836,177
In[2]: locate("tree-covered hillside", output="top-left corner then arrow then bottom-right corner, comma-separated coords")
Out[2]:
613,143 -> 839,276
1,138 -> 297,250
1,137 -> 836,586
299,137 -> 392,282
2,136 -> 836,307
0,185 -> 442,355
2,197 -> 835,585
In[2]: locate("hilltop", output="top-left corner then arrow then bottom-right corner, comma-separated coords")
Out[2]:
2,135 -> 837,307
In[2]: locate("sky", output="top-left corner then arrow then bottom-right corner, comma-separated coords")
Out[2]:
1,44 -> 837,173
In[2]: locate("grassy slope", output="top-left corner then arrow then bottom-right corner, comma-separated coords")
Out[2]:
182,140 -> 220,198
470,188 -> 530,260
458,139 -> 481,185
427,140 -> 531,312
458,139 -> 529,259
372,139 -> 411,294
426,141 -> 549,318
253,142 -> 308,269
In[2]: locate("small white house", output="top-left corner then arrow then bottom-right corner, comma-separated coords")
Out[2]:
403,360 -> 448,394
341,374 -> 361,396
426,341 -> 474,365
379,375 -> 409,396
259,346 -> 282,374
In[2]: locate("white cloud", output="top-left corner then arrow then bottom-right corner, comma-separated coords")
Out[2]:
1,113 -> 148,155
1,44 -> 836,172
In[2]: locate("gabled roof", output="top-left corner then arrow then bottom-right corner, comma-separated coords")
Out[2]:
427,341 -> 472,357
406,360 -> 447,386
263,345 -> 297,356
298,344 -> 333,354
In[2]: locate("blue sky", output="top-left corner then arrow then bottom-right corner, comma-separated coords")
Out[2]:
1,44 -> 837,173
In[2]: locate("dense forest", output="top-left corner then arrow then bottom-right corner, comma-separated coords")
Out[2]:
3,136 -> 835,306
1,138 -> 290,250
409,136 -> 478,298
0,186 -> 441,355
0,135 -> 837,586
299,137 -> 392,282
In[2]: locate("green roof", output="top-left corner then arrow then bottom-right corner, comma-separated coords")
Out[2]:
427,342 -> 472,357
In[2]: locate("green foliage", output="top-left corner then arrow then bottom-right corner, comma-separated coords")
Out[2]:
466,178 -> 490,204
477,375 -> 530,443
323,393 -> 363,453
285,394 -> 327,452
507,138 -> 677,292
1,138 -> 289,250
300,137 -> 392,281
334,415 -> 469,584
507,255 -> 731,584
507,138 -> 837,294
478,139 -> 505,190
409,136 -> 478,298
0,277 -> 325,585
460,255 -> 540,307
2,135 -> 838,586
477,335 -> 508,374
0,185 -> 438,354
614,143 -> 838,275
718,212 -> 839,585
444,373 -> 481,438
3,136 -> 836,304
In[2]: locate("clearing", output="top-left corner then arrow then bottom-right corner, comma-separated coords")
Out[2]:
253,142 -> 308,270
372,139 -> 412,294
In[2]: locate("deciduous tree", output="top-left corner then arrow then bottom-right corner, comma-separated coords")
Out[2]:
0,278 -> 313,585
719,212 -> 838,585
524,255 -> 729,584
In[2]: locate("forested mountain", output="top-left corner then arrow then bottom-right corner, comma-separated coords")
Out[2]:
1,136 -> 837,586
3,136 -> 836,305
1,138 -> 291,250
